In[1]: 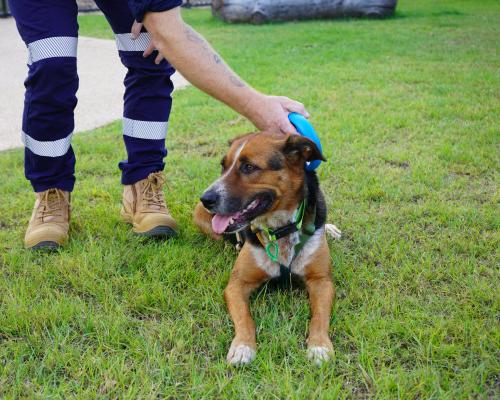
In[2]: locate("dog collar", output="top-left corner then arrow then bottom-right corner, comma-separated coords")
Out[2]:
250,200 -> 317,264
288,112 -> 323,171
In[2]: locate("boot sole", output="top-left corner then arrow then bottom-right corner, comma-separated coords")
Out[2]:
28,241 -> 61,251
134,226 -> 178,238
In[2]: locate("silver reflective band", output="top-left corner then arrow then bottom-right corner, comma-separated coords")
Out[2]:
22,131 -> 73,157
27,36 -> 78,65
123,118 -> 168,140
115,33 -> 151,52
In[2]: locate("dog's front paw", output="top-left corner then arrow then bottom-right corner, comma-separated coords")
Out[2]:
307,336 -> 333,366
307,346 -> 333,366
226,341 -> 256,366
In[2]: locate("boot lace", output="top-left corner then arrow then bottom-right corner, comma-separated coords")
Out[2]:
38,189 -> 67,221
142,172 -> 167,210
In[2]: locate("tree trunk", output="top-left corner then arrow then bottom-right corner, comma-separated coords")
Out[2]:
212,0 -> 398,24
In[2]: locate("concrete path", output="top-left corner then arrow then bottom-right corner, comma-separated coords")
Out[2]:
0,17 -> 189,152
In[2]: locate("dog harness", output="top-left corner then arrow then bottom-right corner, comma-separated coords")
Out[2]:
233,200 -> 318,285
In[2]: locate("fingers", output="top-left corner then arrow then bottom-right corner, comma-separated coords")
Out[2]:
281,97 -> 310,118
141,39 -> 164,64
143,42 -> 155,58
143,42 -> 164,64
155,52 -> 164,65
277,97 -> 306,134
247,95 -> 309,135
278,118 -> 299,135
132,20 -> 163,65
131,20 -> 142,39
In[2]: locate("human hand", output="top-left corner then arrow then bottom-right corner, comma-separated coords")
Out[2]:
244,94 -> 310,135
131,20 -> 164,65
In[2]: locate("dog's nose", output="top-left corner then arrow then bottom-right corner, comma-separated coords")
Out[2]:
200,190 -> 219,210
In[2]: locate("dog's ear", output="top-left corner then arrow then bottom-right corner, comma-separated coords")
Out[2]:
228,132 -> 258,146
283,135 -> 326,164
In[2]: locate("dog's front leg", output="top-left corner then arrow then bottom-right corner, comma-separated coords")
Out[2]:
224,246 -> 269,365
224,278 -> 258,365
304,239 -> 335,365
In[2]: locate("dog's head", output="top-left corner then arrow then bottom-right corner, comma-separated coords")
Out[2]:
200,131 -> 325,234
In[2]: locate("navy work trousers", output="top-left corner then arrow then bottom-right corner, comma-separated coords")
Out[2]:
9,0 -> 181,191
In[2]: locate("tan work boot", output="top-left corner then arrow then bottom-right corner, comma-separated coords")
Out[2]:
121,171 -> 178,238
24,188 -> 70,250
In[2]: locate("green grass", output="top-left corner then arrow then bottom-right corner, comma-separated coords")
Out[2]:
1,0 -> 499,398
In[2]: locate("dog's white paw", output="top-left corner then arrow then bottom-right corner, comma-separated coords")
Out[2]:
325,224 -> 342,240
227,343 -> 256,365
307,346 -> 332,366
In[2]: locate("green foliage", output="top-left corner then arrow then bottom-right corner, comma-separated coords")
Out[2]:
1,0 -> 499,398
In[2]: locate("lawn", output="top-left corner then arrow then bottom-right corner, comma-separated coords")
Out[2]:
1,0 -> 499,398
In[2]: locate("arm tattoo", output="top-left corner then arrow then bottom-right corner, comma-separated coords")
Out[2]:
229,75 -> 245,87
184,24 -> 245,88
184,25 -> 205,45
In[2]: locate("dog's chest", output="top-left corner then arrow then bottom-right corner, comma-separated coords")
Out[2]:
277,232 -> 300,268
250,228 -> 324,278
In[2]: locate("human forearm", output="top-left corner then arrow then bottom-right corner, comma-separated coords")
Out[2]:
141,7 -> 308,133
143,9 -> 259,119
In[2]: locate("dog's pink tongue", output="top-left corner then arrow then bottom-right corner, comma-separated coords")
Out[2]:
212,214 -> 231,234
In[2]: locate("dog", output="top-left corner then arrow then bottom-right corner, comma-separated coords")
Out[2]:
193,131 -> 340,365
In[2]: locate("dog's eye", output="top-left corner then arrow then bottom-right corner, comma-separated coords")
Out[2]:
240,162 -> 259,175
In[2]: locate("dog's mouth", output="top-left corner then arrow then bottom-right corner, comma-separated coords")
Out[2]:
211,193 -> 274,235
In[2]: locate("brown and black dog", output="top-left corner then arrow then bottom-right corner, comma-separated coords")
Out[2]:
193,131 -> 340,365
